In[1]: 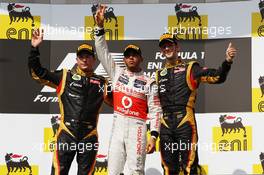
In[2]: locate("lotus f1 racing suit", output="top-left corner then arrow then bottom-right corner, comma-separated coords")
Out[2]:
95,28 -> 162,175
157,59 -> 232,175
28,46 -> 107,175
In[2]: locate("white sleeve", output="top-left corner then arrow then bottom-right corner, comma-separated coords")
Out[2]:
95,29 -> 118,79
147,80 -> 162,135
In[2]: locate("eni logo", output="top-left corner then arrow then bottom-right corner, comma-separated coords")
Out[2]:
0,3 -> 41,40
85,4 -> 124,40
212,115 -> 252,152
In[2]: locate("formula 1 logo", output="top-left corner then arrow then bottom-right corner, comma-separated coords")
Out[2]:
7,3 -> 35,27
121,96 -> 132,109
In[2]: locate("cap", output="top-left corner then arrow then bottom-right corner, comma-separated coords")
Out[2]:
123,44 -> 142,57
77,43 -> 95,56
159,33 -> 177,47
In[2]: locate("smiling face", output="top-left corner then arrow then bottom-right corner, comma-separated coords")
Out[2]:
160,41 -> 179,60
76,53 -> 96,72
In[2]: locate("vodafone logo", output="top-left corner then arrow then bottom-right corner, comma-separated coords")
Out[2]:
121,96 -> 132,109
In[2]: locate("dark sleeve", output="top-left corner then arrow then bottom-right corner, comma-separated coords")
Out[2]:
28,46 -> 62,87
192,60 -> 232,84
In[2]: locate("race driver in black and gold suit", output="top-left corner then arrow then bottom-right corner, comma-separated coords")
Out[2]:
157,33 -> 237,175
28,28 -> 109,175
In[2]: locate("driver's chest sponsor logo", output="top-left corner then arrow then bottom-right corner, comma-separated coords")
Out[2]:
114,92 -> 147,119
0,3 -> 41,40
252,75 -> 264,112
0,153 -> 38,174
252,0 -> 264,37
212,115 -> 252,152
85,4 -> 124,40
168,3 -> 208,40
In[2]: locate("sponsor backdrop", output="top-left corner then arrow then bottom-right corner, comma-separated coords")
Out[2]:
0,1 -> 263,175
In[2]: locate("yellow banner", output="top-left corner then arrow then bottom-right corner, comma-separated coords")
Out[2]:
43,128 -> 56,152
252,12 -> 264,37
84,16 -> 124,40
0,15 -> 41,40
212,126 -> 252,152
252,88 -> 264,112
252,164 -> 264,174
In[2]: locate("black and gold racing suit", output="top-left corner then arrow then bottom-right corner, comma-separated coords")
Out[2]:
28,46 -> 107,175
156,59 -> 232,175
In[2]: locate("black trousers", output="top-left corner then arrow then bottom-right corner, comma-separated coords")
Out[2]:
51,129 -> 98,175
160,110 -> 199,175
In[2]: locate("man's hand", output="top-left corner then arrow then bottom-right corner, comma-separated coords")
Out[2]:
146,137 -> 157,154
31,28 -> 43,48
95,4 -> 107,28
226,42 -> 237,62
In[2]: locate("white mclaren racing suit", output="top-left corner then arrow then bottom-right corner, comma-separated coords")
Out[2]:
95,28 -> 162,175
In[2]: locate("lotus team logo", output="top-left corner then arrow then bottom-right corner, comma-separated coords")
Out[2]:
212,115 -> 252,152
174,3 -> 201,26
7,3 -> 35,27
4,153 -> 32,175
85,4 -> 124,40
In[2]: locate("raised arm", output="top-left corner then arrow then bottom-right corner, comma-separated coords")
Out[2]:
94,4 -> 118,79
28,28 -> 62,88
192,42 -> 237,84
